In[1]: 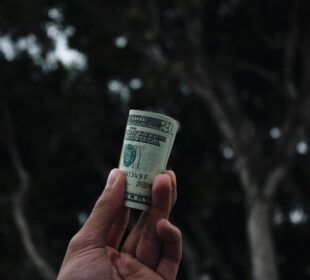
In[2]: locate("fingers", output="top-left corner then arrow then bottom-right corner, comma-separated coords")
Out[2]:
105,206 -> 130,249
121,213 -> 147,255
164,170 -> 177,209
122,170 -> 177,255
156,219 -> 182,280
135,174 -> 172,269
114,253 -> 162,280
77,169 -> 126,246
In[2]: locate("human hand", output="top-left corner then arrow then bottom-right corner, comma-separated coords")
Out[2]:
57,169 -> 182,280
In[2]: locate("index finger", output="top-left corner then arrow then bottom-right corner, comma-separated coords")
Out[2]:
135,174 -> 172,269
122,170 -> 177,255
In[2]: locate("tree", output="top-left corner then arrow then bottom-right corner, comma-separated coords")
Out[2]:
171,1 -> 310,279
63,0 -> 310,279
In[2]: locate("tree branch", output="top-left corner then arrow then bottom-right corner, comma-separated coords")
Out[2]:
182,66 -> 241,154
272,1 -> 310,172
283,0 -> 299,100
182,63 -> 259,196
234,61 -> 281,91
266,1 -> 310,199
2,102 -> 57,280
272,1 -> 300,161
216,74 -> 257,148
263,165 -> 287,199
181,6 -> 261,187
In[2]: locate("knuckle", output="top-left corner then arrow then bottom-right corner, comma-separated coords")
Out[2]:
93,195 -> 114,216
68,232 -> 96,252
176,228 -> 182,241
93,191 -> 112,212
68,232 -> 84,250
143,226 -> 161,244
93,196 -> 106,212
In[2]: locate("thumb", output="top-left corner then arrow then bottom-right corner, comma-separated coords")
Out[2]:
78,169 -> 126,245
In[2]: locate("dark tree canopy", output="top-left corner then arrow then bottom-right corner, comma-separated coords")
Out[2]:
0,1 -> 310,280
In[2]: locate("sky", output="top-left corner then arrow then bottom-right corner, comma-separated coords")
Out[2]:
0,7 -> 86,71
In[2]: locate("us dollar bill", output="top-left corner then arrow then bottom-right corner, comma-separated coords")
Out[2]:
119,110 -> 179,211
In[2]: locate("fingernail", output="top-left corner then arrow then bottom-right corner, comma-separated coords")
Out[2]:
106,169 -> 119,189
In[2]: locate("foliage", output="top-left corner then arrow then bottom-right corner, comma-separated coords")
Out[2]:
0,1 -> 310,280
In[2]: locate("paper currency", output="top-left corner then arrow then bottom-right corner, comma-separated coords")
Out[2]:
119,110 -> 179,211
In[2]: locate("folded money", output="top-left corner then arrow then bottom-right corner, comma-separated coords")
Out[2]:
119,110 -> 179,211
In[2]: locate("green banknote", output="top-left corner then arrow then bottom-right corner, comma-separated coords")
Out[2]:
119,110 -> 179,211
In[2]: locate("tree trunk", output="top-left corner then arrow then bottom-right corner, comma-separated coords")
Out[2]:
247,197 -> 278,280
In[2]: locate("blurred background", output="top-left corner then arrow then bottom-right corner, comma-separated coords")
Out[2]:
0,0 -> 310,280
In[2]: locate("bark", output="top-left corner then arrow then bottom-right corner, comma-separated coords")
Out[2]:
184,67 -> 281,280
139,3 -> 309,280
247,197 -> 278,280
243,166 -> 286,280
3,102 -> 57,280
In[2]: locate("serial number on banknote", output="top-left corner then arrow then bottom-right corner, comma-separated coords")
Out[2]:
124,171 -> 148,180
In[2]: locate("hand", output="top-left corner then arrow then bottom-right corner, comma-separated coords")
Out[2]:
57,169 -> 182,280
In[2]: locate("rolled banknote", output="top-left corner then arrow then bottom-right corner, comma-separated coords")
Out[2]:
119,110 -> 179,211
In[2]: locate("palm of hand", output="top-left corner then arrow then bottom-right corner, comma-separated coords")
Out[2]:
59,247 -> 162,280
57,170 -> 181,280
